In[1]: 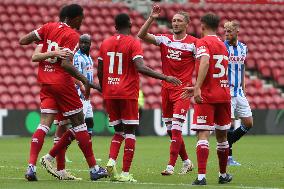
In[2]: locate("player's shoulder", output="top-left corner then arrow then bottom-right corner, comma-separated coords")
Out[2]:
73,50 -> 82,58
185,35 -> 198,43
237,41 -> 248,49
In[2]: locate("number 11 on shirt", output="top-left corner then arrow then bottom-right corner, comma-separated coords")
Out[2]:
107,52 -> 123,75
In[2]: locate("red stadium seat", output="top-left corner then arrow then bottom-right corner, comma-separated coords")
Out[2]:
1,1 -> 283,110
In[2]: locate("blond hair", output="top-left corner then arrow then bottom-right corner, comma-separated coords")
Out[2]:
176,11 -> 190,23
224,20 -> 239,31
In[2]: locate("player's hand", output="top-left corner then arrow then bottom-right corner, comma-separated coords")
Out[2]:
165,76 -> 182,86
150,4 -> 161,19
90,83 -> 102,93
181,86 -> 194,99
52,48 -> 72,59
79,82 -> 86,97
193,86 -> 203,104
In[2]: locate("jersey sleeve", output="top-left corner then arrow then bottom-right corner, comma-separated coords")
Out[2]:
34,23 -> 50,41
152,34 -> 165,46
73,53 -> 83,74
131,39 -> 143,61
196,39 -> 210,59
62,33 -> 79,54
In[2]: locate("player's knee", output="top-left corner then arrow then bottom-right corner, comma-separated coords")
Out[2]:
69,111 -> 85,126
114,123 -> 124,133
242,117 -> 253,129
85,118 -> 94,129
123,124 -> 136,135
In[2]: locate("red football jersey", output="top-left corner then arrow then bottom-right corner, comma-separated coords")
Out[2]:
34,22 -> 79,84
98,34 -> 143,99
154,34 -> 197,89
195,35 -> 231,103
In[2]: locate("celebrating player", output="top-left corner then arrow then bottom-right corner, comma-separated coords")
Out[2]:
30,5 -> 80,180
138,4 -> 196,175
98,13 -> 181,182
182,13 -> 232,185
224,21 -> 253,166
19,4 -> 107,181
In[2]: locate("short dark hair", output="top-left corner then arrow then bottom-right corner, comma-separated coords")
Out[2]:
59,5 -> 69,22
115,13 -> 130,30
65,4 -> 83,19
201,13 -> 220,31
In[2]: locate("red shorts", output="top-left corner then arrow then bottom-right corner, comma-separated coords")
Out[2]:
192,103 -> 231,131
105,99 -> 138,126
161,88 -> 190,122
40,84 -> 83,117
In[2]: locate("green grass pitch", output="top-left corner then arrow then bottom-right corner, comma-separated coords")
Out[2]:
0,136 -> 283,189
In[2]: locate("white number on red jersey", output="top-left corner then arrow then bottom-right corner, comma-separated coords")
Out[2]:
213,55 -> 228,78
107,52 -> 123,75
46,40 -> 59,63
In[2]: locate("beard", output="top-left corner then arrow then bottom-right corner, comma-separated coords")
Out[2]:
173,30 -> 183,34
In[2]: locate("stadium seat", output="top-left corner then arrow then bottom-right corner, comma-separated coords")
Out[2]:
1,1 -> 284,110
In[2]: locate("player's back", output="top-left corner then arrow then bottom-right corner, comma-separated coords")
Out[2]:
196,35 -> 231,103
35,22 -> 79,85
99,34 -> 143,100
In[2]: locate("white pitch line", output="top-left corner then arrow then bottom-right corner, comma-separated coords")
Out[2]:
0,177 -> 280,189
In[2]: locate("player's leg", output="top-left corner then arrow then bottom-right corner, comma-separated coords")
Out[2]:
173,93 -> 192,175
227,96 -> 239,165
161,88 -> 176,175
53,115 -> 80,180
228,96 -> 253,165
117,99 -> 139,182
215,103 -> 232,184
83,100 -> 94,137
41,84 -> 107,181
191,103 -> 214,185
105,99 -> 124,180
25,85 -> 57,181
25,113 -> 55,181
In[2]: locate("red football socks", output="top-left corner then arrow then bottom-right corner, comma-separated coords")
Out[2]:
109,132 -> 125,160
29,125 -> 50,165
122,134 -> 136,172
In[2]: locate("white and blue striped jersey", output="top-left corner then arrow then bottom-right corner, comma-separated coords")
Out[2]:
224,40 -> 248,97
73,49 -> 94,99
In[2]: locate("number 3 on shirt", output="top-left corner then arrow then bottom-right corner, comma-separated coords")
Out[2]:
213,55 -> 228,78
107,52 -> 123,75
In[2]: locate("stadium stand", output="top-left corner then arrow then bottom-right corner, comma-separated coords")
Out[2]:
0,0 -> 283,109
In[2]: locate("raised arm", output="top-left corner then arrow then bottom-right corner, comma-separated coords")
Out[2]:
19,31 -> 40,45
134,57 -> 181,86
137,5 -> 160,45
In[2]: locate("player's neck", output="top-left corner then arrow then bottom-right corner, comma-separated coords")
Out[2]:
117,29 -> 130,35
228,39 -> 238,46
203,30 -> 216,37
173,32 -> 187,41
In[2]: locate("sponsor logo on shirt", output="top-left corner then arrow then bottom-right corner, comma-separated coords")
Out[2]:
166,49 -> 182,60
220,79 -> 229,88
108,77 -> 120,85
44,65 -> 55,72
